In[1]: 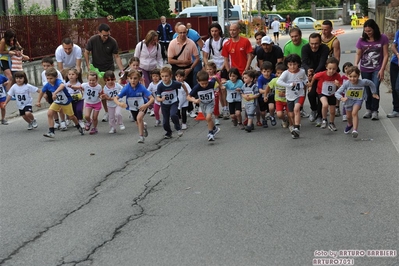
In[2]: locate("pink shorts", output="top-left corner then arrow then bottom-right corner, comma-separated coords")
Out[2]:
85,102 -> 102,111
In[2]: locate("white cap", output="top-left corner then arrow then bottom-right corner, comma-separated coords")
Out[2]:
261,36 -> 273,45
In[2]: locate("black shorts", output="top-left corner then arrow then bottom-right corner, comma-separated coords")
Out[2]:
273,32 -> 279,37
266,94 -> 276,104
19,106 -> 33,116
319,94 -> 336,106
0,60 -> 10,71
258,97 -> 268,112
228,102 -> 242,114
130,109 -> 147,121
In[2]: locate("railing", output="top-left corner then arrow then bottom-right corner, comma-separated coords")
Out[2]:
0,16 -> 212,61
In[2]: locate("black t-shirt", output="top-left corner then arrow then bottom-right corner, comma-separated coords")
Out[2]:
256,45 -> 284,72
86,35 -> 119,72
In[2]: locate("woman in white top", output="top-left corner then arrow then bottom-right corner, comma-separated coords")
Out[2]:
134,30 -> 163,87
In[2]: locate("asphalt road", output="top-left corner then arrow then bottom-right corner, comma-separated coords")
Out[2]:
1,25 -> 399,266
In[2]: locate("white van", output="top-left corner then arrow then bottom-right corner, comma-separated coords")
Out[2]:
177,5 -> 243,24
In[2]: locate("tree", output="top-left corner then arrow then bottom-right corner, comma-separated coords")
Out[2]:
134,0 -> 159,19
98,0 -> 134,18
154,0 -> 172,17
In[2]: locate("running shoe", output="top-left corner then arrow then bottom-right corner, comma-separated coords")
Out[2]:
213,126 -> 221,136
43,131 -> 55,138
119,124 -> 126,131
31,119 -> 38,128
270,116 -> 277,126
89,127 -> 98,135
177,130 -> 184,137
1,119 -> 8,125
352,130 -> 358,138
27,122 -> 33,130
328,122 -> 337,131
300,109 -> 310,118
363,111 -> 372,119
102,112 -> 109,122
321,119 -> 327,129
109,127 -> 116,134
371,111 -> 379,120
344,124 -> 353,134
137,136 -> 145,143
207,133 -> 215,141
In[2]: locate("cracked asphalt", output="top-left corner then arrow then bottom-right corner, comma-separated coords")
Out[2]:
1,26 -> 399,265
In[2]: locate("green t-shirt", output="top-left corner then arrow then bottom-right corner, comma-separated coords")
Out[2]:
283,38 -> 309,58
268,77 -> 287,102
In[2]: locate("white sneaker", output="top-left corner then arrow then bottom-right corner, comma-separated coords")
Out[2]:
371,111 -> 379,120
54,122 -> 60,130
189,111 -> 197,118
109,127 -> 116,134
321,119 -> 327,129
150,110 -> 155,116
119,124 -> 125,131
215,119 -> 220,125
65,119 -> 71,126
137,136 -> 145,143
155,120 -> 161,127
143,122 -> 148,137
31,119 -> 38,128
60,121 -> 67,131
102,112 -> 109,122
181,123 -> 187,130
207,133 -> 215,141
27,122 -> 33,130
79,120 -> 85,129
342,115 -> 347,122
177,130 -> 184,137
43,131 -> 55,138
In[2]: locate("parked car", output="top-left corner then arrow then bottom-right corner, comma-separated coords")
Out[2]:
292,16 -> 317,29
268,14 -> 286,24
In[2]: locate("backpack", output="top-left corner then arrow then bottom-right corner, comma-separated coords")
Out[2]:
208,37 -> 226,59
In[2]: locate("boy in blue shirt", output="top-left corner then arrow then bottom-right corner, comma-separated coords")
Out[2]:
37,68 -> 84,138
187,70 -> 220,141
257,61 -> 275,128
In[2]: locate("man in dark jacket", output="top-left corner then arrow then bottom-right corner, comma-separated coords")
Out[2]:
301,32 -> 329,125
157,16 -> 173,62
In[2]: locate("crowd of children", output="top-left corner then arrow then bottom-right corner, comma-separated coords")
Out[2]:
1,53 -> 379,142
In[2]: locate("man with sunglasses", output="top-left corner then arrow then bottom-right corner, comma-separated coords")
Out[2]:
84,23 -> 124,122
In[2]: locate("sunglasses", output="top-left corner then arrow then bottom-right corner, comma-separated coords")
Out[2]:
106,78 -> 116,81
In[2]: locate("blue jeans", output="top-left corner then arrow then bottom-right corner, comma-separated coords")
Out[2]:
389,62 -> 399,112
361,71 -> 380,112
161,102 -> 181,135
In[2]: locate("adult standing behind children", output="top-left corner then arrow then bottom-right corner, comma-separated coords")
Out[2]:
283,28 -> 308,58
256,36 -> 284,73
133,30 -> 163,87
0,29 -> 21,91
222,23 -> 253,75
168,24 -> 200,88
354,19 -> 389,121
157,16 -> 173,62
84,23 -> 124,122
55,37 -> 82,73
301,33 -> 329,125
202,23 -> 228,71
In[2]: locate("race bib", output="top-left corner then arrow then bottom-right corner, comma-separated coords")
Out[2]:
54,90 -> 69,104
127,96 -> 144,111
321,81 -> 336,96
197,89 -> 214,104
243,92 -> 254,103
345,88 -> 363,100
161,90 -> 178,105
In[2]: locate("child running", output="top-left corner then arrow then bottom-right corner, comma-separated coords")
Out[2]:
147,69 -> 162,127
0,74 -> 9,124
308,57 -> 343,131
276,54 -> 308,139
187,70 -> 221,141
265,62 -> 288,128
4,71 -> 39,130
258,61 -> 276,128
114,70 -> 154,143
240,70 -> 260,132
38,68 -> 84,138
205,61 -> 223,125
335,66 -> 379,138
82,71 -> 103,135
101,70 -> 124,134
65,68 -> 84,128
175,69 -> 191,130
223,68 -> 244,129
340,62 -> 353,122
156,66 -> 187,138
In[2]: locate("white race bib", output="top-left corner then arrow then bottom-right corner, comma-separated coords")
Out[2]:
161,90 -> 178,105
321,81 -> 336,96
127,96 -> 144,111
197,89 -> 214,103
